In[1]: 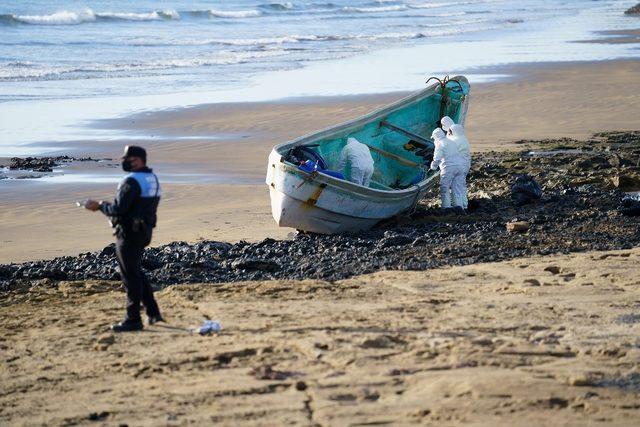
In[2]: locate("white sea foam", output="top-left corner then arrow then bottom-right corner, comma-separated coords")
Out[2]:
409,2 -> 456,9
11,8 -> 181,25
159,9 -> 181,20
202,35 -> 327,46
14,9 -> 97,25
341,5 -> 408,13
97,9 -> 180,21
208,9 -> 262,18
97,11 -> 162,21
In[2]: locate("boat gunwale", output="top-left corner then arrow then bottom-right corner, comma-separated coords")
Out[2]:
280,165 -> 440,201
271,76 -> 469,196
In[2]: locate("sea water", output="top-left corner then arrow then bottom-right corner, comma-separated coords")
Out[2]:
1,0 -> 639,153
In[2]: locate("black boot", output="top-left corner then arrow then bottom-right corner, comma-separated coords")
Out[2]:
148,314 -> 165,325
111,320 -> 143,332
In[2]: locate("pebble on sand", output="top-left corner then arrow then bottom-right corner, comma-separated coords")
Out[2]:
567,374 -> 595,387
94,334 -> 115,351
507,221 -> 530,233
611,173 -> 640,191
544,266 -> 561,275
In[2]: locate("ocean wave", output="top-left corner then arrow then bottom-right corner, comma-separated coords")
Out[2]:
0,50 -> 290,81
205,36 -> 318,46
206,9 -> 262,18
1,2 -> 433,27
259,2 -> 296,11
10,9 -> 97,25
309,3 -> 339,9
435,11 -> 468,17
341,5 -> 408,13
408,2 -> 456,9
97,10 -> 180,21
206,30 -> 481,46
146,33 -> 421,47
0,8 -> 181,26
116,25 -> 494,48
148,50 -> 289,67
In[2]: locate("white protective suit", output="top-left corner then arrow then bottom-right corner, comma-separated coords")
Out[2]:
336,137 -> 374,186
440,115 -> 455,133
430,128 -> 466,209
449,123 -> 471,209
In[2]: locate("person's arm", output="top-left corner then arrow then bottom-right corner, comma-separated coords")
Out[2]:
430,143 -> 443,170
336,145 -> 348,171
99,178 -> 140,217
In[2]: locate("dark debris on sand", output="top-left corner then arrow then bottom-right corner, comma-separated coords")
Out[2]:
1,155 -> 110,173
2,131 -> 640,291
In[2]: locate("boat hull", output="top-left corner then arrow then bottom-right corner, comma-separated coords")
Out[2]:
269,188 -> 380,234
267,150 -> 437,234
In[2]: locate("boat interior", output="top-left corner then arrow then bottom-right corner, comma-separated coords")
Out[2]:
280,79 -> 469,191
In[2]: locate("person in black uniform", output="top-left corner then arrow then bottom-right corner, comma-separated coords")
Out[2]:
84,145 -> 163,332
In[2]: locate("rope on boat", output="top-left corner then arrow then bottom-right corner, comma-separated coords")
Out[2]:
426,75 -> 465,126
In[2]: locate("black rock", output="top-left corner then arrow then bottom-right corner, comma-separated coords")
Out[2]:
101,244 -> 116,257
619,196 -> 640,216
7,155 -> 109,175
378,233 -> 413,248
511,174 -> 542,206
231,258 -> 280,272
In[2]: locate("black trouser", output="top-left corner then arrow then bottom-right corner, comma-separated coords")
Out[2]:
116,238 -> 160,323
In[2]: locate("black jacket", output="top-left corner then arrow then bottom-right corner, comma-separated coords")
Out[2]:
100,167 -> 161,243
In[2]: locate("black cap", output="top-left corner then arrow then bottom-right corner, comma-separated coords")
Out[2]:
122,145 -> 147,162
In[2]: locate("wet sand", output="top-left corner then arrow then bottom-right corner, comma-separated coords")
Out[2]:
2,248 -> 640,425
2,59 -> 640,263
115,59 -> 640,151
580,29 -> 640,44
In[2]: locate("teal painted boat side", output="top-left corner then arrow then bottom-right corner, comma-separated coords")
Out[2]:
274,76 -> 469,192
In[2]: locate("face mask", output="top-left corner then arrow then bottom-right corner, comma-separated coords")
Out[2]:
121,159 -> 133,172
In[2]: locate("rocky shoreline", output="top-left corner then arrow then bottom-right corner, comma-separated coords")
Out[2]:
2,131 -> 640,292
1,155 -> 110,172
0,155 -> 112,179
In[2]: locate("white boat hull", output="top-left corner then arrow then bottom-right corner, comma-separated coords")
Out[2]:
267,150 -> 438,234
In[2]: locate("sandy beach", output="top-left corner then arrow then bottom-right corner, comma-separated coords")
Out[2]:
3,248 -> 640,425
2,56 -> 640,425
3,59 -> 640,263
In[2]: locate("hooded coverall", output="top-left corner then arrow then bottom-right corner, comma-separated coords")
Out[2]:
430,128 -> 466,209
449,123 -> 471,209
337,137 -> 375,187
441,115 -> 455,133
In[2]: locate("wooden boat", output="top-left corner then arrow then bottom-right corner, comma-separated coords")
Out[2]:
265,76 -> 470,234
